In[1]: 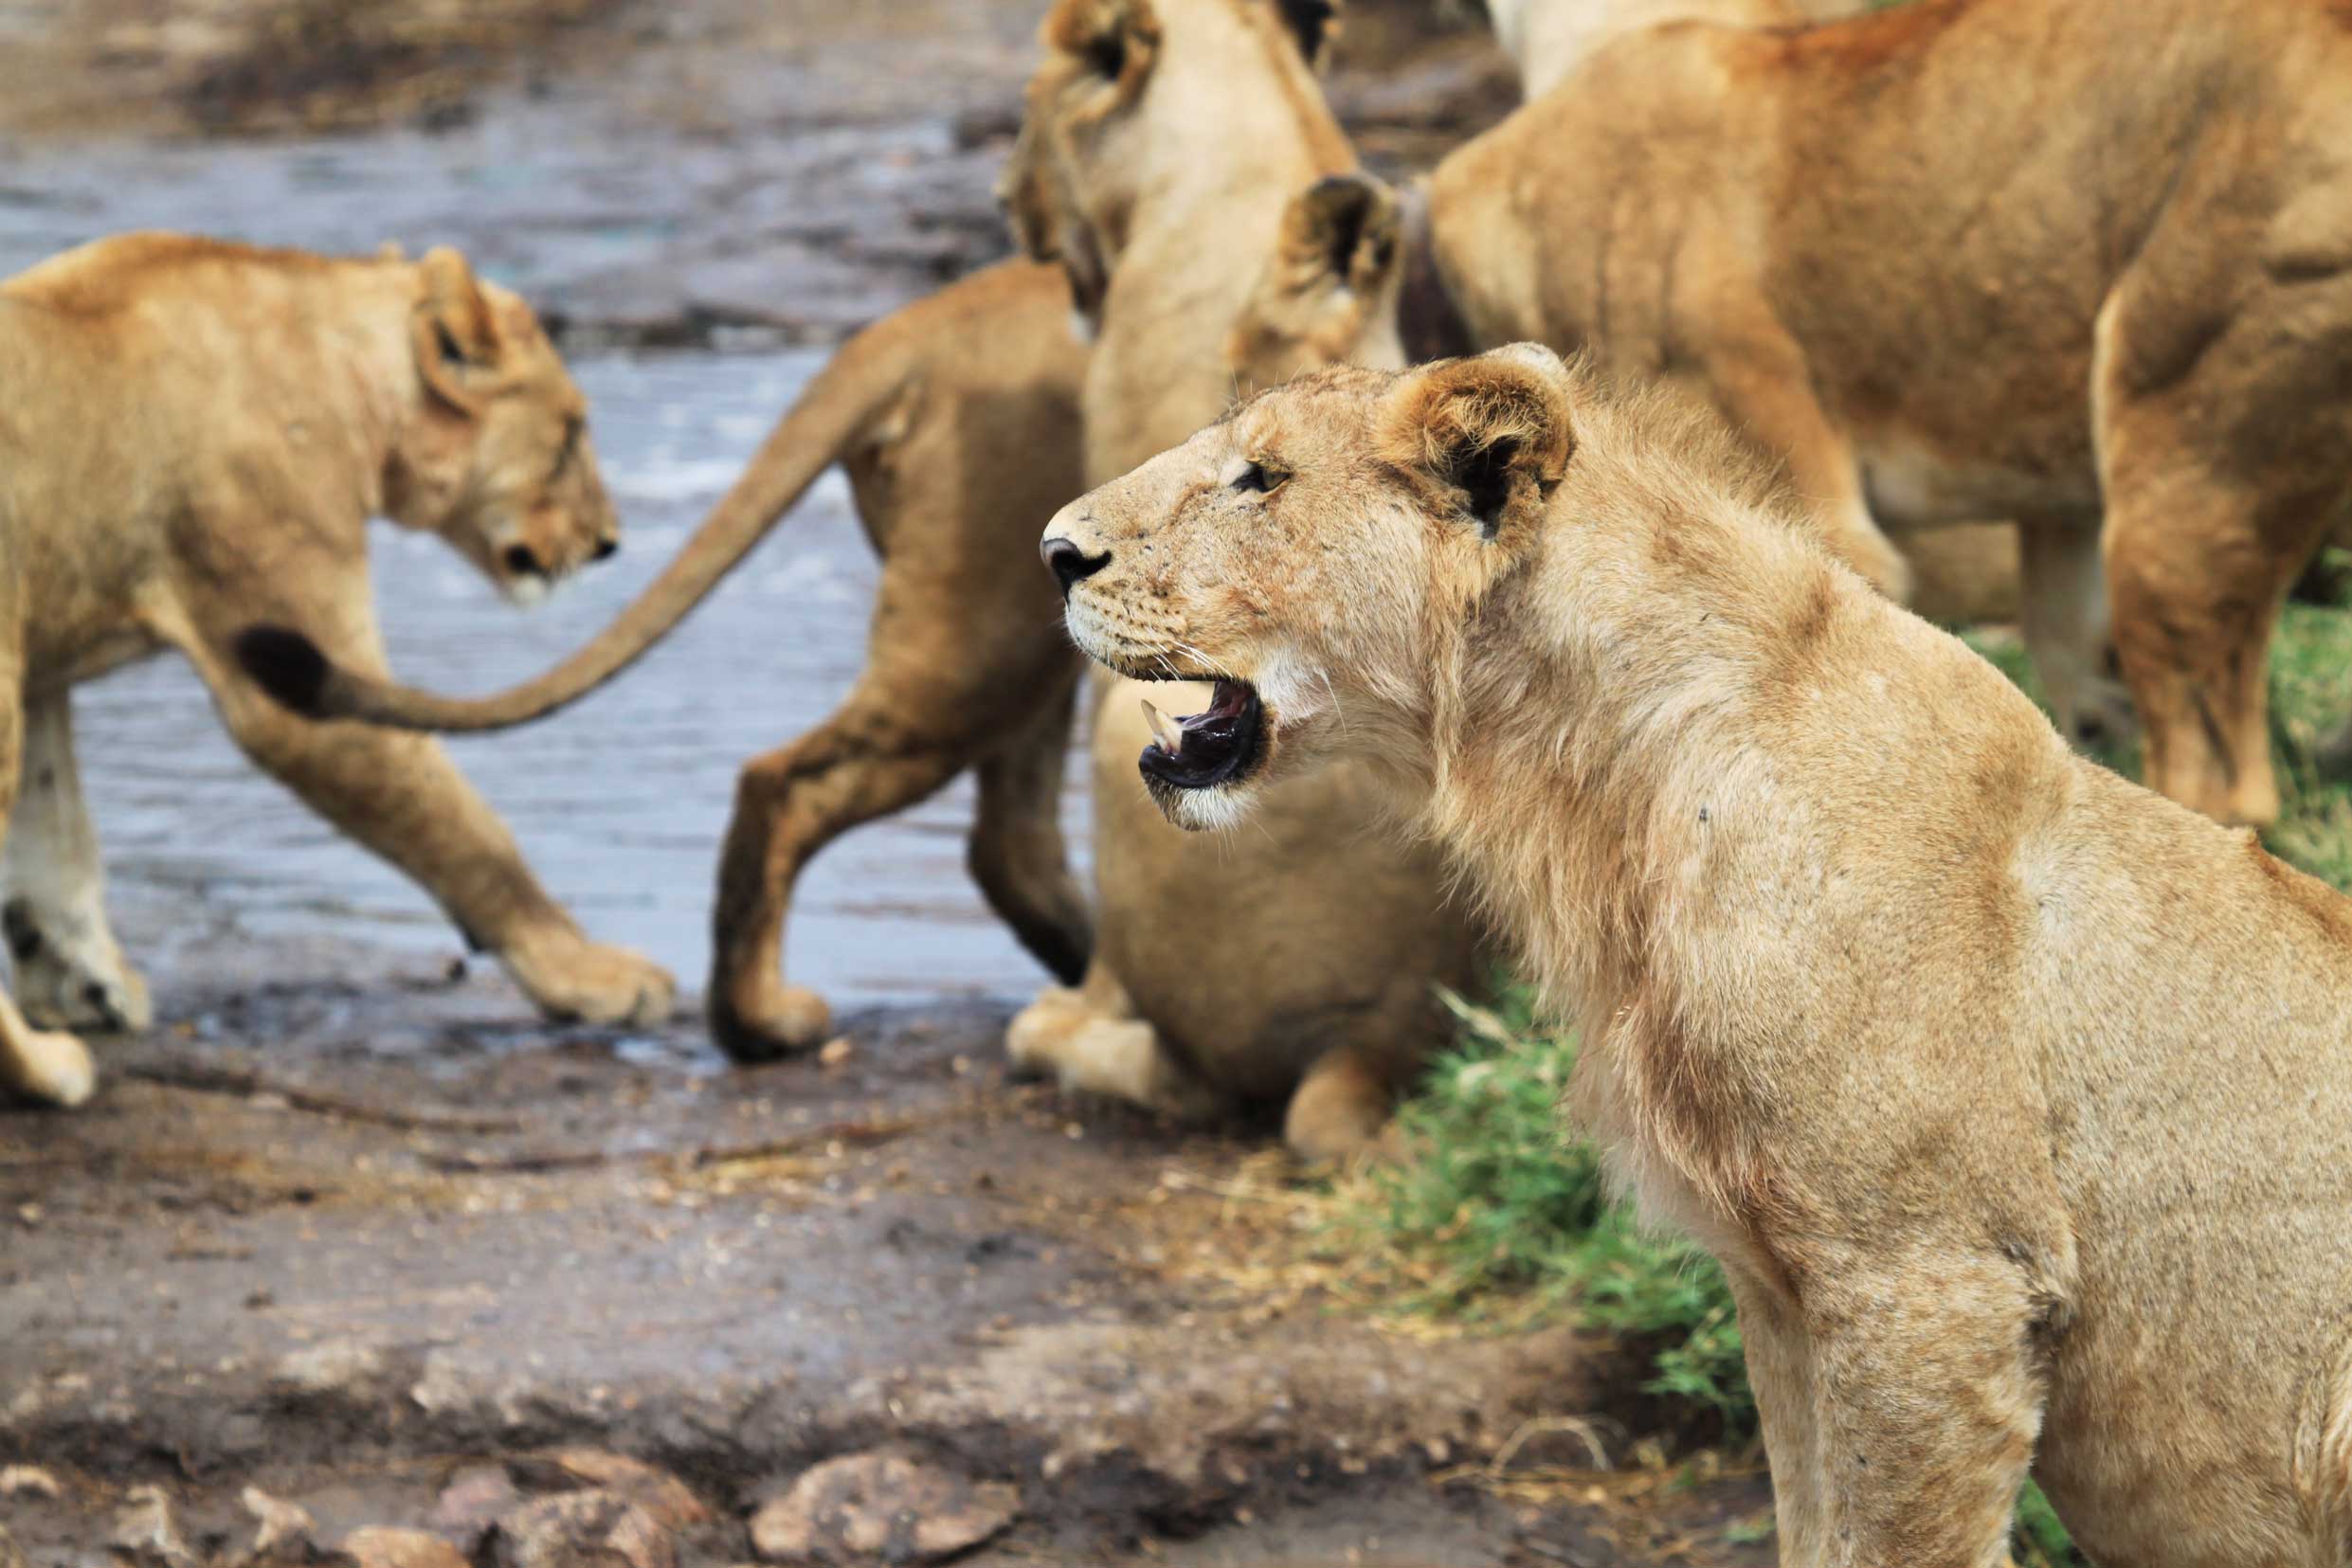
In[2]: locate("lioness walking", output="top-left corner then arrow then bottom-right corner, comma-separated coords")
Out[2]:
0,234 -> 671,1105
1041,344 -> 2352,1565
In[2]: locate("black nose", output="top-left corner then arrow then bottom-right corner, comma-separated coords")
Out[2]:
1041,536 -> 1111,596
502,543 -> 544,578
592,536 -> 619,562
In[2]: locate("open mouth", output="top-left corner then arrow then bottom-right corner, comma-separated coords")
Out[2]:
1138,677 -> 1266,792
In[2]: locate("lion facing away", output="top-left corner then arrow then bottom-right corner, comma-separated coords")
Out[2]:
0,233 -> 672,1105
1043,342 -> 2352,1567
1416,0 -> 2352,828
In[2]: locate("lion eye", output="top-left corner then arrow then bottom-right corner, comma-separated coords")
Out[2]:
1086,33 -> 1126,78
1232,460 -> 1286,495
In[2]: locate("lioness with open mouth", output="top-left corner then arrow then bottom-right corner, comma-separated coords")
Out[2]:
1041,343 -> 2352,1566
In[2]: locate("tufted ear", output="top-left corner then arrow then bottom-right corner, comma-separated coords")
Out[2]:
1272,0 -> 1342,67
409,246 -> 502,417
1378,344 -> 1574,541
1044,0 -> 1162,109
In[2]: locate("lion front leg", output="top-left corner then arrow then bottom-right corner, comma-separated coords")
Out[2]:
0,672 -> 96,1107
4,691 -> 151,1034
1778,1251 -> 2050,1568
178,620 -> 673,1028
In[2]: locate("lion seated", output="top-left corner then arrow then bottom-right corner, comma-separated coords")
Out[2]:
1043,342 -> 2352,1568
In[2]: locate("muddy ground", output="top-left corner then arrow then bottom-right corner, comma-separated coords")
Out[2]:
2,928 -> 1774,1564
1,2 -> 1773,1561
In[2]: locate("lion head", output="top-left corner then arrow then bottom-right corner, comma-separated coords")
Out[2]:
997,0 -> 1348,334
385,246 -> 619,605
1040,344 -> 1585,829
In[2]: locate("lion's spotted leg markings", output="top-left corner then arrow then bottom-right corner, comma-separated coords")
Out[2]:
4,692 -> 150,1033
181,613 -> 675,1027
2017,510 -> 2134,753
0,665 -> 95,1107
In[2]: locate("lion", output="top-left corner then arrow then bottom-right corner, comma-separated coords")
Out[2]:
0,233 -> 672,1107
1464,0 -> 2028,636
995,0 -> 1486,1158
1407,0 -> 2352,828
1042,340 -> 2352,1568
244,0 -> 1472,1160
242,259 -> 1098,1059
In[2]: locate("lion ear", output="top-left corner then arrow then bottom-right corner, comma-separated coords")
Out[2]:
409,246 -> 501,417
1273,0 -> 1342,67
1281,171 -> 1399,296
1046,0 -> 1162,106
1379,344 -> 1575,541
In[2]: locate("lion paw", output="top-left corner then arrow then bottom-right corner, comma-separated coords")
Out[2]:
1004,985 -> 1089,1079
707,980 -> 831,1063
506,935 -> 676,1028
11,920 -> 152,1035
4,1026 -> 96,1108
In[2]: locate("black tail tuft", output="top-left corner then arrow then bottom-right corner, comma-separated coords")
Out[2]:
234,624 -> 335,718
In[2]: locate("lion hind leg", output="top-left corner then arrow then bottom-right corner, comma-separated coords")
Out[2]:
969,659 -> 1091,986
0,681 -> 95,1107
4,691 -> 149,1033
709,705 -> 968,1061
1005,963 -> 1219,1124
1282,1042 -> 1403,1163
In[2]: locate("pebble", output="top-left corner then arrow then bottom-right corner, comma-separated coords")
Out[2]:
110,1485 -> 198,1568
0,1467 -> 60,1499
243,1485 -> 317,1553
748,1451 -> 1019,1565
486,1489 -> 675,1568
512,1449 -> 708,1531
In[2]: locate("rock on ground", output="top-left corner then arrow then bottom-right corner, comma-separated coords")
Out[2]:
750,1451 -> 1019,1565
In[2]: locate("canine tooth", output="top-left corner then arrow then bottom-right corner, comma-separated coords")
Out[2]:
1142,698 -> 1183,756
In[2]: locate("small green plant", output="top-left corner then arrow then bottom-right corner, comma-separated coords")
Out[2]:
1339,986 -> 1753,1434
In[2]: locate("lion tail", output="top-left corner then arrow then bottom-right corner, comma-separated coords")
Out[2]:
235,313 -> 925,733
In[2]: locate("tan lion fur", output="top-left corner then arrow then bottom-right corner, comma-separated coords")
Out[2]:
0,233 -> 673,1105
1043,342 -> 2352,1567
238,259 -> 1099,1060
1418,0 -> 2352,827
1000,0 -> 1480,1158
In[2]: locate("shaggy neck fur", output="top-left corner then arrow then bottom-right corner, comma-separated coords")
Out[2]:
1405,402 -> 1843,1222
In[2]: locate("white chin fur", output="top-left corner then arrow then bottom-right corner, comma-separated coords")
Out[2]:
502,574 -> 553,609
1163,781 -> 1259,835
